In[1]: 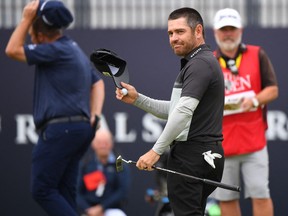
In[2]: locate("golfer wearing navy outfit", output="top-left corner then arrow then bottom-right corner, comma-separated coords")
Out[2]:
5,1 -> 105,215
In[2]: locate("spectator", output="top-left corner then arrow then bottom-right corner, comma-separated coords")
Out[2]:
77,128 -> 130,216
211,8 -> 278,216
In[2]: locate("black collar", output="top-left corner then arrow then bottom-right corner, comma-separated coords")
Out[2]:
181,44 -> 209,69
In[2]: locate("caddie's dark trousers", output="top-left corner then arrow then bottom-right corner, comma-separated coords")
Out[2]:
31,121 -> 94,216
167,141 -> 224,216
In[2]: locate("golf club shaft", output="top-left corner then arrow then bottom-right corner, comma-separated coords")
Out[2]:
155,166 -> 240,192
124,159 -> 240,192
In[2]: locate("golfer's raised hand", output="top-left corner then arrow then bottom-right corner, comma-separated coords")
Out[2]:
136,149 -> 160,171
115,82 -> 139,104
23,0 -> 39,22
5,0 -> 39,62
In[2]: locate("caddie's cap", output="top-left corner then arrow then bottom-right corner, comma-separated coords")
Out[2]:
37,0 -> 73,28
213,8 -> 242,29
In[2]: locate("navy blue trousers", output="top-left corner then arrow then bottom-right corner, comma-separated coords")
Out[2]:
31,122 -> 94,216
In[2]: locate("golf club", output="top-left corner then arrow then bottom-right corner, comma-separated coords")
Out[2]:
116,155 -> 241,192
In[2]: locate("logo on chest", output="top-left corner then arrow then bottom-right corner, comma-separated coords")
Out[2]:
224,73 -> 251,94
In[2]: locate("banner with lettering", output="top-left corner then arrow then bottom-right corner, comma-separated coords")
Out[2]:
0,28 -> 287,216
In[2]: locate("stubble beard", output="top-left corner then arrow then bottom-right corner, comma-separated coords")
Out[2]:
172,42 -> 195,57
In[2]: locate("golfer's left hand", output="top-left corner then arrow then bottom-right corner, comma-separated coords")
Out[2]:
136,149 -> 160,171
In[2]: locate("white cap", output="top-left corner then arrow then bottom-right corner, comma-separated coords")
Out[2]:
213,8 -> 242,29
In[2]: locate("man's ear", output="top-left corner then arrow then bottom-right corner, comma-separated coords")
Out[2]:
195,24 -> 203,39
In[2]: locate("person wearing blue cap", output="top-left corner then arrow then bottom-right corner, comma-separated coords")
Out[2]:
5,0 -> 105,216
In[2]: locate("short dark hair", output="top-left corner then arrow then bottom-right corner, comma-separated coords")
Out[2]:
32,17 -> 62,39
168,7 -> 205,38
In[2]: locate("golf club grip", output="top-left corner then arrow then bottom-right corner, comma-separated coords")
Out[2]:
203,179 -> 241,192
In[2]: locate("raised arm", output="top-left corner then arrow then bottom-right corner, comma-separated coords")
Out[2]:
5,0 -> 39,62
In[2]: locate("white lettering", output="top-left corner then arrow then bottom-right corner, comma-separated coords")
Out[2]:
12,110 -> 288,146
266,110 -> 288,140
224,74 -> 251,93
114,112 -> 137,142
15,114 -> 38,144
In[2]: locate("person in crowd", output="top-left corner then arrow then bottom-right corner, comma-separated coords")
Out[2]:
77,128 -> 130,216
115,7 -> 225,216
211,8 -> 278,216
5,1 -> 104,215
